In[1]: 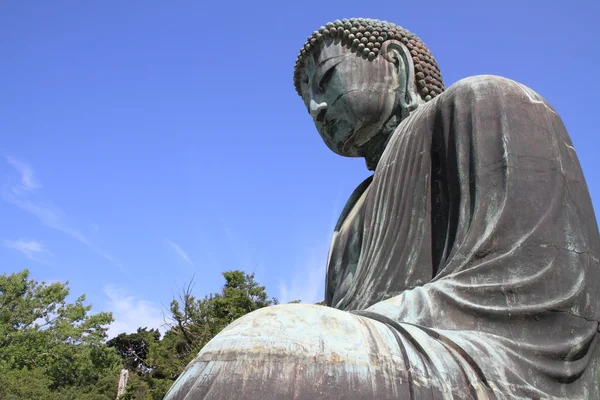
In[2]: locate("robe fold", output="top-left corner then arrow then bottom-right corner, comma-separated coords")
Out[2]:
327,75 -> 600,398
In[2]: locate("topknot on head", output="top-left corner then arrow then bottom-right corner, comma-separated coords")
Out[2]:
293,17 -> 445,102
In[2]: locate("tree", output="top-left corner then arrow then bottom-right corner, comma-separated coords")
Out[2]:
153,270 -> 278,375
114,270 -> 277,399
0,269 -> 120,399
107,328 -> 160,374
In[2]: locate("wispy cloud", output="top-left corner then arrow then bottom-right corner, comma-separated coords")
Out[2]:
6,156 -> 41,193
2,239 -> 51,264
104,285 -> 166,338
2,156 -> 117,264
278,246 -> 327,304
164,239 -> 193,265
277,194 -> 342,305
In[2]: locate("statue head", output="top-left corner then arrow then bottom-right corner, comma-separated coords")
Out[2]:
294,18 -> 444,169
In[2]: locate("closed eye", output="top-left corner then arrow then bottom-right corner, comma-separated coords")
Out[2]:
318,66 -> 336,91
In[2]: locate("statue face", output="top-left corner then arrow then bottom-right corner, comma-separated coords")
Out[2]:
301,42 -> 400,157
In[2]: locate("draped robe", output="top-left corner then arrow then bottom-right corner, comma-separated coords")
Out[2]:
327,75 -> 600,398
164,75 -> 600,399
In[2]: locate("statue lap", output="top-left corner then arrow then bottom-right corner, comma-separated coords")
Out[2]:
164,303 -> 489,399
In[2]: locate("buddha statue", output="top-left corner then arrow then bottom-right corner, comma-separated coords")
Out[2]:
165,18 -> 600,399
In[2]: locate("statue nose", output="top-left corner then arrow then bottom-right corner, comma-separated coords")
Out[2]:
310,99 -> 328,121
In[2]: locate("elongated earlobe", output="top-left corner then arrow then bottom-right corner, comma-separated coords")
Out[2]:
399,47 -> 420,112
381,41 -> 422,114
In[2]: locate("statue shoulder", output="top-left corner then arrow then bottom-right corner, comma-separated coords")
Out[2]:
442,75 -> 556,112
382,75 -> 561,168
447,74 -> 532,93
450,74 -> 520,90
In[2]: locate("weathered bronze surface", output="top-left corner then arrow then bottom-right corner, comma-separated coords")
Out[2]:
165,18 -> 600,399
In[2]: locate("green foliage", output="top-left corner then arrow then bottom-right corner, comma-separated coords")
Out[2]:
151,271 -> 277,380
107,328 -> 160,373
0,269 -> 120,399
0,268 -> 277,399
119,372 -> 172,400
114,270 -> 277,399
0,367 -> 60,400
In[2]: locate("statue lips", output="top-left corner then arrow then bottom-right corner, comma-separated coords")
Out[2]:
318,115 -> 356,156
317,116 -> 338,152
341,127 -> 366,157
320,90 -> 364,156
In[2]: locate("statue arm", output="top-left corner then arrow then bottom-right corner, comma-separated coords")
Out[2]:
359,76 -> 599,333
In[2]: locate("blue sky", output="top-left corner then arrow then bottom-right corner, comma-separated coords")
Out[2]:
1,1 -> 599,338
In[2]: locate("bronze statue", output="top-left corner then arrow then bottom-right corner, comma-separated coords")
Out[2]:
165,18 -> 600,399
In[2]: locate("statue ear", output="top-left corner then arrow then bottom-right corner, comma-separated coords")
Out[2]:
380,41 -> 421,113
